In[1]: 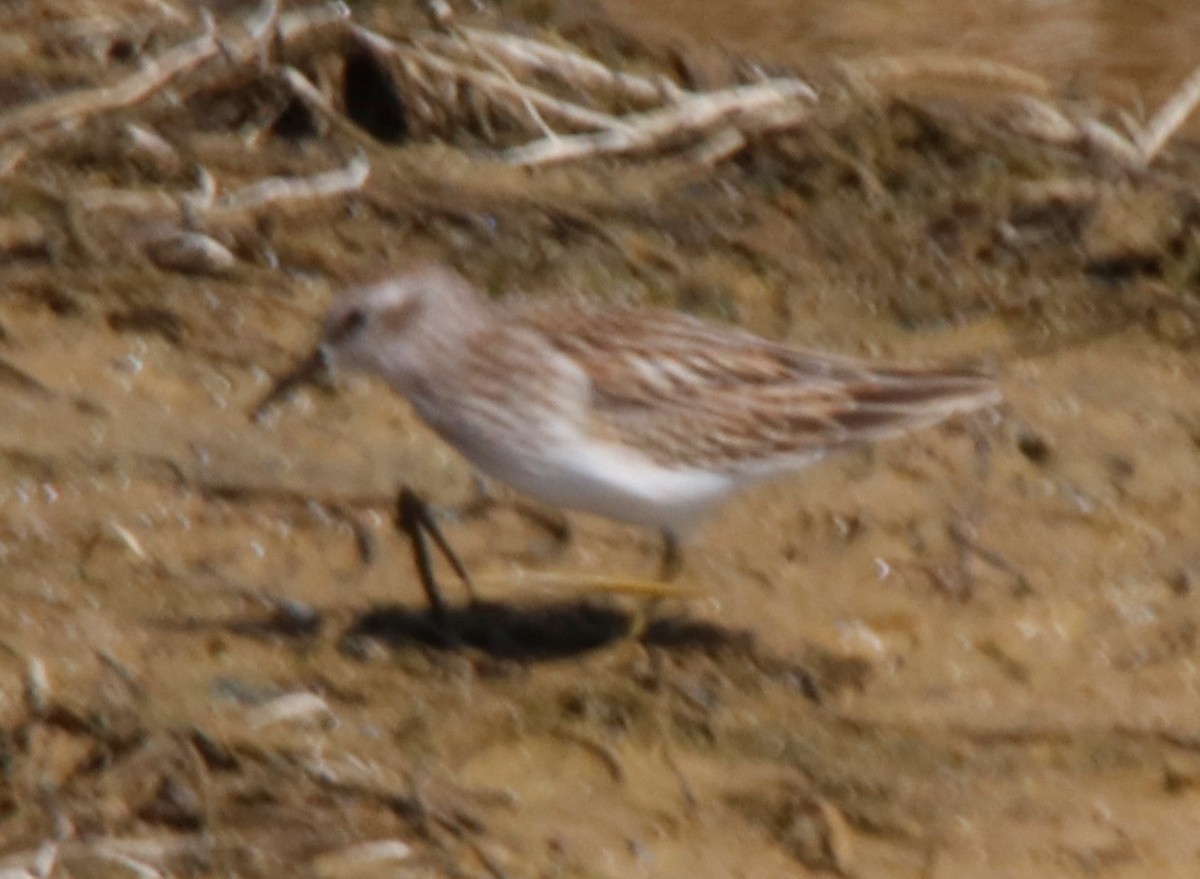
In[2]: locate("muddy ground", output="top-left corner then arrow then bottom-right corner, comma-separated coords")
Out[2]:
2,1 -> 1200,877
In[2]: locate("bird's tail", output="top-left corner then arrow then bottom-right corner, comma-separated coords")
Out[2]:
832,367 -> 1000,442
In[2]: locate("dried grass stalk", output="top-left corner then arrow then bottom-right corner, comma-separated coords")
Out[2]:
847,54 -> 1051,97
1138,62 -> 1200,164
451,27 -> 666,105
353,25 -> 626,134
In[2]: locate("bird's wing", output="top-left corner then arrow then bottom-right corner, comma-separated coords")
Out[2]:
523,304 -> 999,471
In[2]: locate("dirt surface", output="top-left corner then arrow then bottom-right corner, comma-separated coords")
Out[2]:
3,1 -> 1200,877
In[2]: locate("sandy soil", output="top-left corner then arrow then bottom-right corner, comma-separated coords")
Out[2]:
2,1 -> 1200,877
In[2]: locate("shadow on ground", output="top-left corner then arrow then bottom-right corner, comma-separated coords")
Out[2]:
209,597 -> 761,663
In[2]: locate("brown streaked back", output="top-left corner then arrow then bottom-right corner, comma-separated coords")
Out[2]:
521,302 -> 999,471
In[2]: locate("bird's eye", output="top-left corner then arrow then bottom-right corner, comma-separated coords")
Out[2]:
329,308 -> 368,343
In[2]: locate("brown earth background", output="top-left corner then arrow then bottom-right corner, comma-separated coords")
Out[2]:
2,0 -> 1200,876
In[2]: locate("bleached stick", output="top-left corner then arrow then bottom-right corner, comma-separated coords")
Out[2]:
0,0 -> 349,146
0,24 -> 220,141
1138,62 -> 1200,164
211,152 -> 370,215
502,79 -> 817,165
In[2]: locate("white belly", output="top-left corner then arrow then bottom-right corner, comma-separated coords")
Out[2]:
457,432 -> 738,532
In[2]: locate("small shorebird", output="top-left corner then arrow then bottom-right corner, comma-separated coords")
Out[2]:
256,265 -> 999,627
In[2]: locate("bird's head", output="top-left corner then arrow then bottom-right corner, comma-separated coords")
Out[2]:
252,264 -> 485,418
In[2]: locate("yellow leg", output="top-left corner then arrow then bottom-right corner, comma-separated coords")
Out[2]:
401,501 -> 701,651
475,530 -> 696,646
473,570 -> 701,601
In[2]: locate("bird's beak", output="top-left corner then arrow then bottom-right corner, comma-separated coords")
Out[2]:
250,346 -> 330,421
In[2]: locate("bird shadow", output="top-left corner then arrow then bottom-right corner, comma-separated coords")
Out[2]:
156,599 -> 849,703
341,598 -> 752,663
159,595 -> 754,665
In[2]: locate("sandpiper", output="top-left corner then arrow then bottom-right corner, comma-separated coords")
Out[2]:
256,264 -> 999,625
